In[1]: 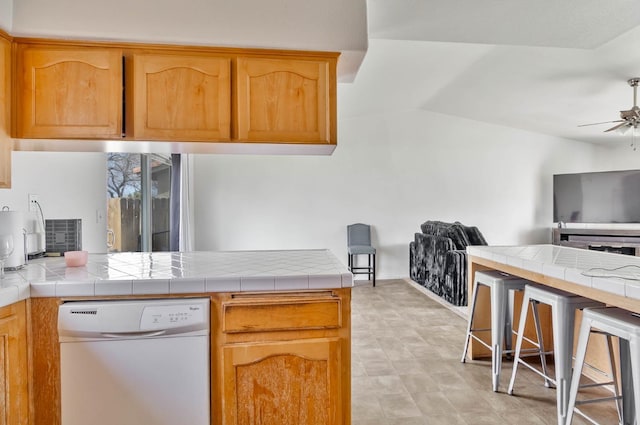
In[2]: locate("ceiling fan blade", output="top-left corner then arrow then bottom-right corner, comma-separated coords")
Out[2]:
605,122 -> 630,132
578,120 -> 624,127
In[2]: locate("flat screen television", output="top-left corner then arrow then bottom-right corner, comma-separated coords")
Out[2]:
553,169 -> 640,223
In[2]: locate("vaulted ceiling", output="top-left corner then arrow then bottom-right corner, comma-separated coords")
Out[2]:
363,0 -> 640,145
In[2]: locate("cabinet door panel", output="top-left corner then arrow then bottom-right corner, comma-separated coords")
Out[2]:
0,302 -> 29,425
236,57 -> 330,144
0,36 -> 10,188
129,54 -> 231,141
223,338 -> 341,425
18,46 -> 122,138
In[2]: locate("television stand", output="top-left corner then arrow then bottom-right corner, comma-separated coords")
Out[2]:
552,228 -> 640,256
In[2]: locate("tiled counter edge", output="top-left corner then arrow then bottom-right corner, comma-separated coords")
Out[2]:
467,244 -> 640,302
0,281 -> 31,307
0,249 -> 354,308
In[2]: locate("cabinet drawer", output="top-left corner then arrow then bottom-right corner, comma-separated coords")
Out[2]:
223,297 -> 341,333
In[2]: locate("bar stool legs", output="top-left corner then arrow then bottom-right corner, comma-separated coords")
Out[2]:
507,297 -> 552,394
461,270 -> 530,392
507,285 -> 615,425
460,277 -> 480,364
566,307 -> 635,425
622,337 -> 640,424
490,281 -> 511,392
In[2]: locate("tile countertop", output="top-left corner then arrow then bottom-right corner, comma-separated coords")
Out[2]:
0,249 -> 353,308
467,244 -> 640,301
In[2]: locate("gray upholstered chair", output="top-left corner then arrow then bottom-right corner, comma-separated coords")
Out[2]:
347,223 -> 376,286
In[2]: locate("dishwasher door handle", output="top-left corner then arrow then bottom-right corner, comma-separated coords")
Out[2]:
100,330 -> 166,338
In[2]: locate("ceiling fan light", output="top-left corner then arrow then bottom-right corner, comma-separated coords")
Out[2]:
617,124 -> 632,135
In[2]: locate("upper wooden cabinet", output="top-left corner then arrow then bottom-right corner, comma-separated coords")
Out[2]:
15,45 -> 123,139
126,53 -> 231,141
0,34 -> 11,188
12,39 -> 338,148
236,57 -> 335,144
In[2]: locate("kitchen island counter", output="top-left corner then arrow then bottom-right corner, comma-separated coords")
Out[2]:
15,249 -> 353,425
467,244 -> 640,308
465,244 -> 640,364
0,249 -> 353,308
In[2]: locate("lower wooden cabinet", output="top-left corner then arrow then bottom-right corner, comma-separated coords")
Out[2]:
28,288 -> 352,425
222,338 -> 342,425
0,301 -> 30,425
213,288 -> 351,425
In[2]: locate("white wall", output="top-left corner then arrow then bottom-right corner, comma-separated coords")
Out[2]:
11,0 -> 366,50
595,142 -> 640,171
10,0 -> 368,81
192,108 -> 602,279
0,0 -> 11,31
0,151 -> 108,253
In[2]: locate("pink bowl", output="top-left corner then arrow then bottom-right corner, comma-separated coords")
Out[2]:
64,251 -> 88,267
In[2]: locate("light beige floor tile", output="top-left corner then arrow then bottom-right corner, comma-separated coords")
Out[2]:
398,373 -> 437,393
410,391 -> 456,416
378,393 -> 423,418
358,346 -> 389,361
353,375 -> 408,397
391,359 -> 431,375
362,358 -> 397,376
352,394 -> 385,420
352,419 -> 387,425
352,359 -> 367,377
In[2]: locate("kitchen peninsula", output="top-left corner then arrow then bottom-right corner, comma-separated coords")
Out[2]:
465,244 -> 640,361
0,249 -> 353,425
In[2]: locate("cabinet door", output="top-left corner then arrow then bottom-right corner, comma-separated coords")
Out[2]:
236,57 -> 332,144
128,54 -> 231,141
0,36 -> 10,188
222,338 -> 342,425
17,45 -> 122,138
0,301 -> 29,425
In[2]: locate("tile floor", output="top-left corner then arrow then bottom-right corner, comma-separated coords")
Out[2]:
350,279 -> 621,425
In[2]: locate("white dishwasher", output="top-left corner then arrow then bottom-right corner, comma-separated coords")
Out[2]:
58,298 -> 210,425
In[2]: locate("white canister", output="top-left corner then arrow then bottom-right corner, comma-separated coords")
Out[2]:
0,211 -> 27,270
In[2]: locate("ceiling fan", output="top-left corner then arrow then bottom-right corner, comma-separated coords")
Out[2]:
579,77 -> 640,134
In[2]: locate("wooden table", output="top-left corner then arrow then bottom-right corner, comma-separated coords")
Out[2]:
466,244 -> 640,360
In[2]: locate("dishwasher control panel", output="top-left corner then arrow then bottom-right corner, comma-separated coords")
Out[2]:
59,298 -> 210,340
141,303 -> 206,330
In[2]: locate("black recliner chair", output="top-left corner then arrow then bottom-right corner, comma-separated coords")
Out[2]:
409,220 -> 487,306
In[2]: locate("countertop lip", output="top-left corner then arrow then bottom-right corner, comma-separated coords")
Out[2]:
467,244 -> 640,301
0,249 -> 353,309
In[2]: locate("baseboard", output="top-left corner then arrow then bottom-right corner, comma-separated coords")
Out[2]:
403,278 -> 468,320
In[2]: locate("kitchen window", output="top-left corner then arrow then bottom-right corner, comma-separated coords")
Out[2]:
106,153 -> 181,252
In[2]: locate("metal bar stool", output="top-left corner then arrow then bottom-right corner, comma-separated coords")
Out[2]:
566,307 -> 640,425
461,270 -> 536,392
507,285 -> 619,425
